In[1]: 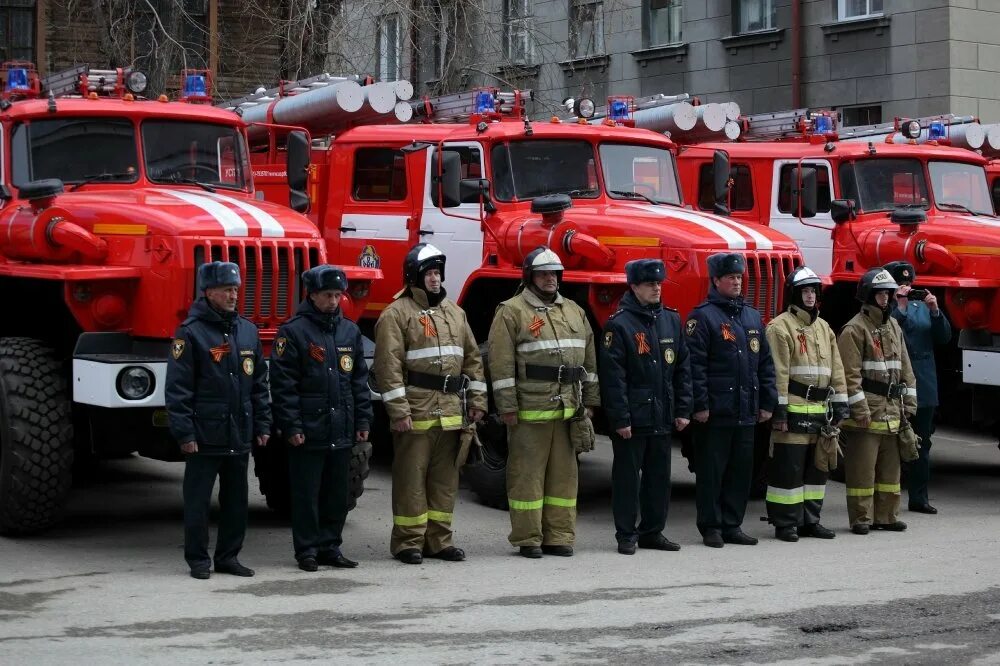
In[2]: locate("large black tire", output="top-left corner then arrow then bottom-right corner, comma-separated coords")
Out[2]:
0,337 -> 74,534
462,414 -> 509,510
253,439 -> 372,515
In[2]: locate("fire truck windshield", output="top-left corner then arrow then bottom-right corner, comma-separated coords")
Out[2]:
490,140 -> 599,201
600,143 -> 681,205
11,117 -> 139,188
928,161 -> 995,216
143,121 -> 249,190
839,158 -> 930,213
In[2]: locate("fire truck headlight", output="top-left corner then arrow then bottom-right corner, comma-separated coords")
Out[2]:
117,366 -> 155,400
575,98 -> 595,119
901,119 -> 921,139
126,71 -> 148,94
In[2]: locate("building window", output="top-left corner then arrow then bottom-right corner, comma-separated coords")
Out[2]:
841,105 -> 882,127
0,0 -> 34,62
838,0 -> 882,20
570,0 -> 604,58
378,14 -> 401,81
503,0 -> 532,64
735,0 -> 774,34
647,0 -> 682,47
353,148 -> 407,201
433,3 -> 456,78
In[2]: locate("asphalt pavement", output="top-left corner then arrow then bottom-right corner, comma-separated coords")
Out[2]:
1,426 -> 999,664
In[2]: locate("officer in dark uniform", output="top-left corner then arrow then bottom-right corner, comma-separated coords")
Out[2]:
600,259 -> 692,555
686,253 -> 777,548
270,265 -> 373,572
166,261 -> 271,579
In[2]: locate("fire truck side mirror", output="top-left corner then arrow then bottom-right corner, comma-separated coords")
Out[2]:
712,150 -> 731,216
792,166 -> 818,219
432,151 -> 462,208
830,199 -> 857,224
287,131 -> 311,213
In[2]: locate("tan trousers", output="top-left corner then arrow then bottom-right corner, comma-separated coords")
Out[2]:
843,430 -> 901,526
390,428 -> 460,555
506,420 -> 578,547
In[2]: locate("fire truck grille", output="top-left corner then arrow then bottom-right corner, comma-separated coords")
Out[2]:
193,241 -> 321,325
743,253 -> 801,322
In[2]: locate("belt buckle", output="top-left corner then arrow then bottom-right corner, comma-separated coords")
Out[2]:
886,381 -> 898,398
442,374 -> 452,393
556,365 -> 567,383
804,384 -> 817,402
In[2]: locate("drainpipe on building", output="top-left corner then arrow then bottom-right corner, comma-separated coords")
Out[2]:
792,0 -> 802,108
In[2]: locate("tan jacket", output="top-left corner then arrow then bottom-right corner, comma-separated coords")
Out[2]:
837,304 -> 918,433
766,306 -> 849,444
487,289 -> 599,422
373,288 -> 486,431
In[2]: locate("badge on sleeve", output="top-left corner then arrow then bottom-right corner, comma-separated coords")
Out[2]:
171,339 -> 185,359
275,337 -> 287,357
242,357 -> 255,376
685,319 -> 698,336
604,331 -> 613,348
340,354 -> 354,372
749,337 -> 760,353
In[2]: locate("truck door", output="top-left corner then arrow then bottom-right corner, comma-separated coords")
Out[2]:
422,142 -> 486,299
771,159 -> 834,275
338,146 -> 417,313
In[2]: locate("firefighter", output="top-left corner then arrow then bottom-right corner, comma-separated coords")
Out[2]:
373,244 -> 487,565
764,267 -> 849,542
838,267 -> 918,534
488,246 -> 600,558
269,265 -> 372,572
884,261 -> 950,515
600,259 -> 692,555
686,252 -> 776,548
165,262 -> 271,579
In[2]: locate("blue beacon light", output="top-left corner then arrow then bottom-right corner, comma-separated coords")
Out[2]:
814,114 -> 834,133
474,91 -> 495,114
928,121 -> 947,140
183,74 -> 207,97
609,98 -> 630,122
7,67 -> 29,91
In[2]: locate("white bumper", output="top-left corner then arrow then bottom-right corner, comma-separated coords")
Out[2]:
962,349 -> 1000,387
73,359 -> 167,408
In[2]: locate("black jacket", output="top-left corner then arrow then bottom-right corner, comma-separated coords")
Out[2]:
165,299 -> 271,455
686,286 -> 777,427
599,292 -> 693,435
269,300 -> 372,450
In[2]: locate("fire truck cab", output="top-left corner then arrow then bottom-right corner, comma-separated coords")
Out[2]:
0,64 -> 379,533
677,112 -> 1000,428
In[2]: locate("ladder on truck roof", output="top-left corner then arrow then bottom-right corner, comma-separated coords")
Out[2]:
836,113 -> 994,152
736,108 -> 839,142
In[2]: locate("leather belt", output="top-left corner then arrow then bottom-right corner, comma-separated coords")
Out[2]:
407,370 -> 468,394
524,364 -> 586,383
787,379 -> 833,403
862,378 -> 905,399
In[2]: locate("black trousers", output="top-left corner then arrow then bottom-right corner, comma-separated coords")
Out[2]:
765,440 -> 828,528
906,406 -> 935,506
183,453 -> 249,571
694,424 -> 754,535
611,433 -> 672,544
289,445 -> 352,560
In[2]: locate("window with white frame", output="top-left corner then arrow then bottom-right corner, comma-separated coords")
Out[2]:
647,0 -> 682,47
736,0 -> 774,33
570,0 -> 604,58
838,0 -> 882,20
433,3 -> 456,78
378,13 -> 401,80
503,0 -> 532,64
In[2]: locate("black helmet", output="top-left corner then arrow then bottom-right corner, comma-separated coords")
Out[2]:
784,266 -> 822,309
883,260 -> 916,285
856,267 -> 898,303
302,265 -> 348,294
522,246 -> 564,285
404,243 -> 446,287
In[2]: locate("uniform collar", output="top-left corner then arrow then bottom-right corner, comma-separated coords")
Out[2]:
521,288 -> 563,308
862,303 -> 889,325
788,305 -> 816,326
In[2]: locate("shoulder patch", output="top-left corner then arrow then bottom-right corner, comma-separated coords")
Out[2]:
604,331 -> 613,348
171,338 -> 185,359
685,319 -> 698,336
275,337 -> 287,357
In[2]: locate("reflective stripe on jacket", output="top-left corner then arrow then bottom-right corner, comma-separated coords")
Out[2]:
488,289 -> 600,422
373,288 -> 486,431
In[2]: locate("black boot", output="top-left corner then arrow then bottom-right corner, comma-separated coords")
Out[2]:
542,545 -> 573,556
775,526 -> 799,542
395,549 -> 423,564
637,534 -> 681,551
800,523 -> 836,539
519,546 -> 543,559
872,521 -> 908,532
723,529 -> 758,546
298,557 -> 319,572
702,530 -> 724,548
851,523 -> 870,535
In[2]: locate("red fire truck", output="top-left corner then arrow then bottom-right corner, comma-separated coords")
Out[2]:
231,81 -> 804,506
675,110 -> 1000,430
0,63 -> 380,534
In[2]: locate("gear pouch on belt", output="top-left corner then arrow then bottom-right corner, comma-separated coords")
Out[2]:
569,412 -> 596,454
814,424 -> 842,472
456,425 -> 483,469
897,418 -> 921,463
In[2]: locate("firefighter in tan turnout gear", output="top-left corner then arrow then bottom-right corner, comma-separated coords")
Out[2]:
765,267 -> 849,542
838,268 -> 917,535
374,244 -> 487,564
488,246 -> 600,558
